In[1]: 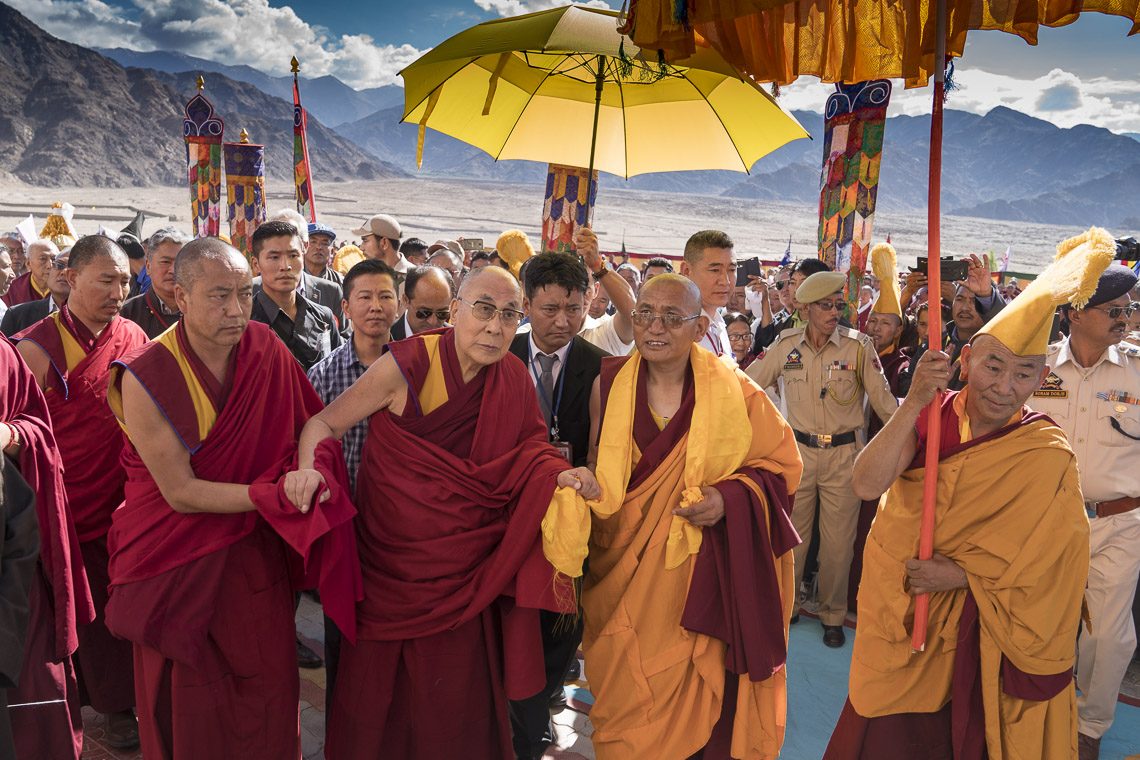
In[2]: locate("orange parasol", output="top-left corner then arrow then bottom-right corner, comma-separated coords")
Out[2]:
621,0 -> 1140,652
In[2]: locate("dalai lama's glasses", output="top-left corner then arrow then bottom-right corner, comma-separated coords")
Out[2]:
1089,302 -> 1139,320
630,310 -> 701,330
459,298 -> 525,328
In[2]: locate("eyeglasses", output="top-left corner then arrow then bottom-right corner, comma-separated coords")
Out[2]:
50,258 -> 68,270
458,298 -> 524,328
812,300 -> 845,312
630,310 -> 702,329
727,333 -> 752,343
774,280 -> 789,290
1089,302 -> 1139,320
414,307 -> 452,322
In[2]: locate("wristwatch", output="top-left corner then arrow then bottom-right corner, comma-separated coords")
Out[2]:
593,267 -> 609,280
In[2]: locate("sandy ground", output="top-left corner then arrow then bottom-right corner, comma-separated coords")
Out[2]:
0,177 -> 1082,273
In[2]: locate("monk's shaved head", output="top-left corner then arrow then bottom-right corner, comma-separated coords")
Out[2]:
68,235 -> 129,272
457,263 -> 521,302
637,273 -> 702,315
174,237 -> 250,291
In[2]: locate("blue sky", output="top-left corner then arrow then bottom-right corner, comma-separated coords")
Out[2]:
12,0 -> 1140,132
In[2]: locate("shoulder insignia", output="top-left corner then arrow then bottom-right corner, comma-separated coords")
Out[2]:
777,326 -> 805,341
1034,371 -> 1067,398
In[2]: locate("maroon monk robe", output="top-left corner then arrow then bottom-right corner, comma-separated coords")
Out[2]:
2,273 -> 48,308
326,329 -> 576,760
17,307 -> 146,714
0,335 -> 91,760
824,393 -> 1071,760
849,344 -> 910,611
106,321 -> 356,760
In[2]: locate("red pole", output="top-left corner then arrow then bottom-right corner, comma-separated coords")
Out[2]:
912,0 -> 948,654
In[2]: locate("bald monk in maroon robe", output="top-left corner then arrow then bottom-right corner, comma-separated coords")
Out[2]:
106,237 -> 359,760
1,334 -> 93,760
15,235 -> 146,747
288,266 -> 600,759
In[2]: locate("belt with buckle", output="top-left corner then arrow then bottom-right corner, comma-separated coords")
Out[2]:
793,430 -> 857,449
1085,496 -> 1140,519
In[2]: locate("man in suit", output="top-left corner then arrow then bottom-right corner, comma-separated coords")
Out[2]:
389,266 -> 454,342
508,252 -> 607,760
1,249 -> 70,338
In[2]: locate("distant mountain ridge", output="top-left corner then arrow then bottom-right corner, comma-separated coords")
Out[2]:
0,2 -> 400,187
96,47 -> 405,127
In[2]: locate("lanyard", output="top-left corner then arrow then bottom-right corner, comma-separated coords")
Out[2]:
528,339 -> 569,441
706,325 -> 724,356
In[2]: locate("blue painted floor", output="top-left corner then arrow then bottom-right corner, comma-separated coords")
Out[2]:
784,619 -> 1140,760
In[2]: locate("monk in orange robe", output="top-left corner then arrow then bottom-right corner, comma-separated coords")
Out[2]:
288,265 -> 600,760
15,235 -> 147,747
825,228 -> 1112,759
546,274 -> 803,759
105,238 -> 358,760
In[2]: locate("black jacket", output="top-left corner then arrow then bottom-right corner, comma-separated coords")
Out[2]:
1,298 -> 55,338
509,333 -> 607,468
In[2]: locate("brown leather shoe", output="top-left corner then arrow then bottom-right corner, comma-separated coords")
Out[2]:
104,710 -> 140,750
1078,732 -> 1100,760
296,637 -> 323,669
822,625 -> 846,648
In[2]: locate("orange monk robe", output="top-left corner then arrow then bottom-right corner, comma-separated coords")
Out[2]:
565,346 -> 802,760
841,389 -> 1088,759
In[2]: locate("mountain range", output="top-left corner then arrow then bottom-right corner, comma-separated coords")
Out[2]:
0,2 -> 399,187
1,1 -> 1136,231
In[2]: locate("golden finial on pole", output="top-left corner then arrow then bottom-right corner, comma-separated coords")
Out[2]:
196,75 -> 205,92
239,128 -> 250,144
290,56 -> 300,76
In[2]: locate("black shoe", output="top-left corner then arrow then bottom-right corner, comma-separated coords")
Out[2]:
564,657 -> 582,683
822,625 -> 846,648
789,614 -> 800,625
297,637 -> 323,669
1078,733 -> 1101,760
104,710 -> 140,750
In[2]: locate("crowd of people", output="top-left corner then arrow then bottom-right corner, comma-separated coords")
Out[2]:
0,207 -> 1137,760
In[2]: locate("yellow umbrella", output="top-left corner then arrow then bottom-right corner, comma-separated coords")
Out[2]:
398,5 -> 808,181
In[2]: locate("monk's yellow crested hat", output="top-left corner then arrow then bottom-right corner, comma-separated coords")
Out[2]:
869,242 -> 902,319
976,226 -> 1116,356
496,229 -> 535,281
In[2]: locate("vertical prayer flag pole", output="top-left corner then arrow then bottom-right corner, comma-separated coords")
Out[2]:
291,56 -> 317,223
912,0 -> 949,654
183,76 -> 224,238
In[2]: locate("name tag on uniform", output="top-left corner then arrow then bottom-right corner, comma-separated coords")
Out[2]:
784,348 -> 803,370
1034,372 -> 1067,398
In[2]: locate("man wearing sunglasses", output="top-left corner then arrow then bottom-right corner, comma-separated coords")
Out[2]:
390,265 -> 455,341
1,249 -> 72,338
1027,264 -> 1140,760
747,271 -> 898,648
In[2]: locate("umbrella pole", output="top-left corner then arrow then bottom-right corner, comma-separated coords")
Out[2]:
912,0 -> 949,654
585,55 -> 605,222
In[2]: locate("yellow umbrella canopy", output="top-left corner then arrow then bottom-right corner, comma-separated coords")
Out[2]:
621,0 -> 1139,87
398,5 -> 809,179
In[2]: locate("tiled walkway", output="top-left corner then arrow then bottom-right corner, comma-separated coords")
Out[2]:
80,597 -> 1140,759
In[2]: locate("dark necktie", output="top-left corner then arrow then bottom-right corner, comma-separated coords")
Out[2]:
535,352 -> 557,423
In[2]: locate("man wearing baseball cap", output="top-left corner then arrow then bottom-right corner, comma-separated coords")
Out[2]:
305,222 -> 342,286
352,214 -> 411,274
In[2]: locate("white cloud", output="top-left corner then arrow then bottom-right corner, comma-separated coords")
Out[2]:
474,0 -> 616,16
774,66 -> 1140,135
8,0 -> 424,89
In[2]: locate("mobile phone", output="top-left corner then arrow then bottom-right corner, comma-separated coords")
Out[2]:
459,238 -> 484,253
911,256 -> 969,282
736,257 -> 762,286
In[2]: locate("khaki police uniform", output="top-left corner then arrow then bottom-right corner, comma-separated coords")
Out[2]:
747,324 -> 898,625
1030,338 -> 1140,740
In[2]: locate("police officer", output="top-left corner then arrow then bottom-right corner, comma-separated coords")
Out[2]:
1028,264 -> 1140,760
748,270 -> 898,647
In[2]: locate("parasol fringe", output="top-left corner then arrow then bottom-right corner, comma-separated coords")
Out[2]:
617,39 -> 634,78
943,59 -> 958,100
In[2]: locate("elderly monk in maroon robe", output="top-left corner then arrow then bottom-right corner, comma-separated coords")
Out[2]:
105,237 -> 358,760
288,265 -> 600,760
15,235 -> 146,748
1,334 -> 92,760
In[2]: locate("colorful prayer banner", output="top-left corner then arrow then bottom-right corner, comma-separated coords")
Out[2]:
292,57 -> 317,223
223,137 -> 266,258
817,80 -> 892,312
183,84 -> 224,238
542,164 -> 598,254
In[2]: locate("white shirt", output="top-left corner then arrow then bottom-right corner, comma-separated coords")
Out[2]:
697,306 -> 738,367
517,314 -> 633,356
526,334 -> 572,388
1029,338 -> 1140,503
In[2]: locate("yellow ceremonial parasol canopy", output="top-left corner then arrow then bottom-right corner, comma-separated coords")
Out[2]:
398,4 -> 809,180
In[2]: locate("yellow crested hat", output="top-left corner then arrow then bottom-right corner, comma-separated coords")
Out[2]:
869,242 -> 902,319
976,227 -> 1116,356
496,229 -> 535,280
40,202 -> 77,250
